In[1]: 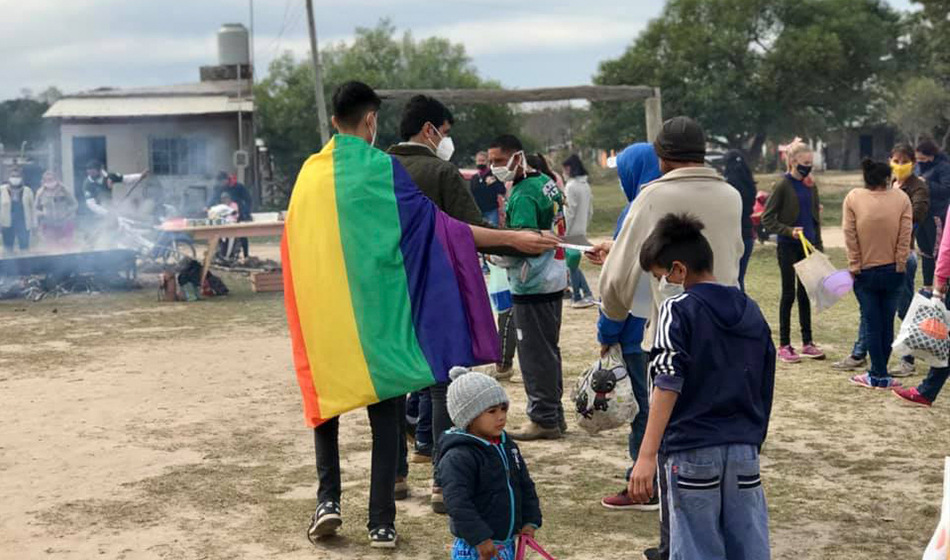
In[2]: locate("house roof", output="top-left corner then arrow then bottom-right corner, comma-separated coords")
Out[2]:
43,80 -> 254,119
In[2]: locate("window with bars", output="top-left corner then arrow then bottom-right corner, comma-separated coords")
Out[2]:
149,136 -> 209,176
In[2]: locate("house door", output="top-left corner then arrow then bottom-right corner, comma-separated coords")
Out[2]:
859,134 -> 873,161
72,136 -> 106,213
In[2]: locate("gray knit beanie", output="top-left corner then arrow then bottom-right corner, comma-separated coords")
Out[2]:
447,367 -> 509,430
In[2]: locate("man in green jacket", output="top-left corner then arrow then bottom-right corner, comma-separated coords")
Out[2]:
387,95 -> 483,225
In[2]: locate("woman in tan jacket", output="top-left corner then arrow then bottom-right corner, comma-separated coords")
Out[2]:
843,159 -> 912,390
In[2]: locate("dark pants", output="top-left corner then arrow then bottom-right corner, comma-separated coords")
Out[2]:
513,298 -> 564,429
738,236 -> 755,293
853,265 -> 903,380
497,308 -> 517,369
916,214 -> 939,286
625,353 -> 649,469
1,225 -> 30,252
919,366 -> 950,402
431,381 -> 452,484
657,450 -> 670,560
416,389 -> 433,447
314,396 -> 400,530
852,254 -> 916,365
776,242 -> 812,346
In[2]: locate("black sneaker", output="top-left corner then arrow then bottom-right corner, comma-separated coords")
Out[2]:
642,547 -> 661,560
369,526 -> 398,548
307,501 -> 342,543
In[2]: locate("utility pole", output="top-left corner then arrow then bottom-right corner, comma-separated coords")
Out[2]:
306,0 -> 330,146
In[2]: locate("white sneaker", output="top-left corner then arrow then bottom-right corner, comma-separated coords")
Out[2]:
572,297 -> 596,309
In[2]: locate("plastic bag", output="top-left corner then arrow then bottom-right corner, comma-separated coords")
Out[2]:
570,345 -> 639,435
487,262 -> 512,313
793,237 -> 848,313
893,294 -> 950,367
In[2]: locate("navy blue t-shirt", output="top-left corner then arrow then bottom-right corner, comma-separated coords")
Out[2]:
778,174 -> 817,245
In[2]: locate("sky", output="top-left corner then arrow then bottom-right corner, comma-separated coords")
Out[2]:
0,0 -> 918,101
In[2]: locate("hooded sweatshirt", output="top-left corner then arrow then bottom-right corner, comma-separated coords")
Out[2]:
564,175 -> 593,238
597,143 -> 661,354
650,283 -> 776,454
917,152 -> 950,221
437,429 -> 542,547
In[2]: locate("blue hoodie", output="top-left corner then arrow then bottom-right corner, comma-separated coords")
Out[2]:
649,283 -> 776,454
597,143 -> 662,354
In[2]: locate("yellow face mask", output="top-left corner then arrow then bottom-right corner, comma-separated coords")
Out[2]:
891,161 -> 914,182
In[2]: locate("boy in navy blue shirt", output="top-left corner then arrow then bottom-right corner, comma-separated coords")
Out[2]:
628,213 -> 775,560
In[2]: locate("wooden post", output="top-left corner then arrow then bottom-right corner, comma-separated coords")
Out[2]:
645,88 -> 663,143
305,0 -> 330,146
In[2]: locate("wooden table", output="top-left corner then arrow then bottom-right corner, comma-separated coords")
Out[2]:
159,221 -> 285,285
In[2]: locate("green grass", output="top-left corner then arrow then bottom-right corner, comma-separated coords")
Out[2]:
587,170 -> 864,238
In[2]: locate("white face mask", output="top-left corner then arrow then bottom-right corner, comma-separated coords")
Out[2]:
492,151 -> 523,183
427,123 -> 455,161
368,113 -> 378,147
8,177 -> 22,187
657,268 -> 685,302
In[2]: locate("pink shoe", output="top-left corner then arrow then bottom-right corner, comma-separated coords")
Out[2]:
778,345 -> 801,363
799,343 -> 825,360
892,387 -> 933,407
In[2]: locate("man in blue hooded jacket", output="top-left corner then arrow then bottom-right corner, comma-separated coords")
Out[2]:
598,143 -> 664,555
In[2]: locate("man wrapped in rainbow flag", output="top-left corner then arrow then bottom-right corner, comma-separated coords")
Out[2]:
282,81 -> 559,549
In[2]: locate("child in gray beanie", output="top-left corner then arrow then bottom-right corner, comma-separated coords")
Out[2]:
438,367 -> 542,560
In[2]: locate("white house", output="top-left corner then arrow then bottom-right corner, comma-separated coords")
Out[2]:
43,24 -> 255,217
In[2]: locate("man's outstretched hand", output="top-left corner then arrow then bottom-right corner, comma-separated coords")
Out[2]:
586,240 -> 614,265
508,230 -> 560,255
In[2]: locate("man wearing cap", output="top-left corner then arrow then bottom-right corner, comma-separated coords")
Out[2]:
596,116 -> 743,325
591,116 -> 743,560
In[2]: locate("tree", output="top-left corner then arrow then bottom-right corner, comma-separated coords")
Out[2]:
0,97 -> 52,149
255,19 -> 520,196
888,78 -> 950,145
587,0 -> 900,159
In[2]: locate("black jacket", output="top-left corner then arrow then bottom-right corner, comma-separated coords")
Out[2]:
722,150 -> 757,238
387,143 -> 484,225
917,153 -> 950,221
437,430 -> 542,546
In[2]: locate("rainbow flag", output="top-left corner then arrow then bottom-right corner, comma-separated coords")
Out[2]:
282,134 -> 500,427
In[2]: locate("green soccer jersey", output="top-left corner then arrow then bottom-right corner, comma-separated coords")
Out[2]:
501,173 -> 567,296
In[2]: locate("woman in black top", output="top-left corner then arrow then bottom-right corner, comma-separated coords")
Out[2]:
722,150 -> 757,292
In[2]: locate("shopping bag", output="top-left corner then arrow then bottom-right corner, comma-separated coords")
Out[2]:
487,262 -> 513,313
515,535 -> 557,560
570,345 -> 639,435
923,457 -> 949,560
893,294 -> 950,368
792,237 -> 848,313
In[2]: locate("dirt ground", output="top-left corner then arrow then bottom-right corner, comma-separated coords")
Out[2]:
1,241 -> 948,560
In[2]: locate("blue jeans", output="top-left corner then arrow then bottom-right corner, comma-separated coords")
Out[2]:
852,255 -> 917,364
482,209 -> 499,226
738,236 -> 755,292
416,388 -> 433,448
569,266 -> 592,301
853,265 -> 904,380
919,366 -> 950,402
666,444 -> 770,560
624,353 -> 649,477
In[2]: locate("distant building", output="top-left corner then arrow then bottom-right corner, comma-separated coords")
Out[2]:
43,24 -> 255,217
824,124 -> 897,170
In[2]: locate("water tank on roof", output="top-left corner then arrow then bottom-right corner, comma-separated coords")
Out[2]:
218,23 -> 249,66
